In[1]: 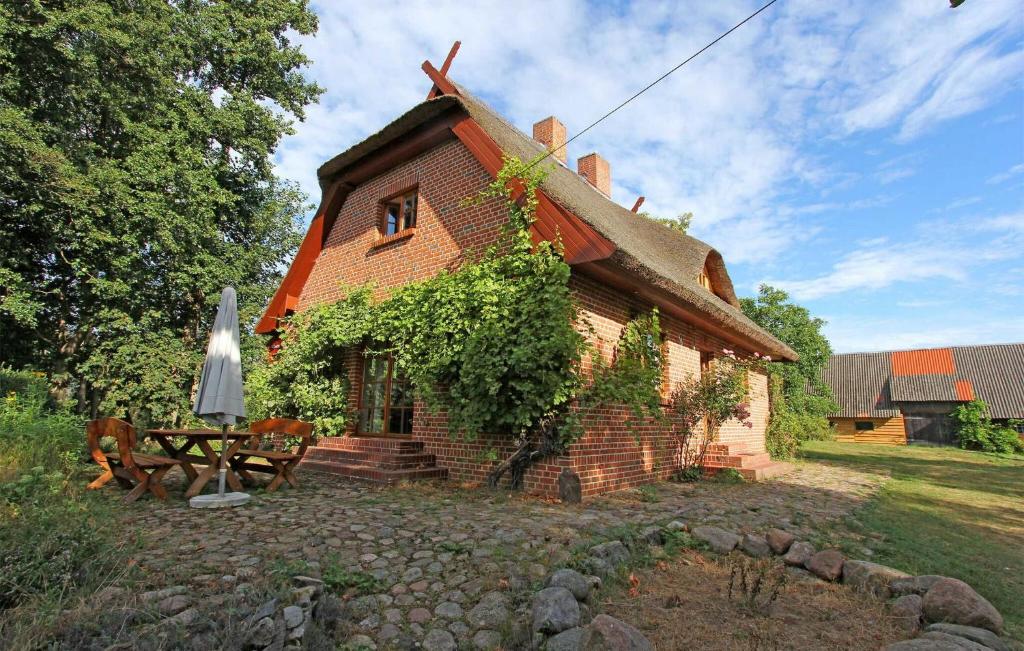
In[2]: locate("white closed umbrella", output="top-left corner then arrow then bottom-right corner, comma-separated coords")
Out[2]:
191,286 -> 250,508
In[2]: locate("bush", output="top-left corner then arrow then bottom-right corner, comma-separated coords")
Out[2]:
952,400 -> 1024,455
764,374 -> 833,460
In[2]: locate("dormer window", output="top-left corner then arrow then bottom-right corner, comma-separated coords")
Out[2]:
381,189 -> 417,237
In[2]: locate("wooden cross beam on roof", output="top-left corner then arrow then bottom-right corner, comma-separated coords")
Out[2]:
424,41 -> 461,99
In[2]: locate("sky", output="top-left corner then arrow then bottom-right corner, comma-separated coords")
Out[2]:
272,0 -> 1024,354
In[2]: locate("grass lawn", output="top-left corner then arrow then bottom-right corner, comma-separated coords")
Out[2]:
801,440 -> 1024,639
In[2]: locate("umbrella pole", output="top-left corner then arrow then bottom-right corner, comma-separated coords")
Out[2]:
218,423 -> 228,496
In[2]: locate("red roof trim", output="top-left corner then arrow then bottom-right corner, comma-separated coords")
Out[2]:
891,348 -> 955,376
955,379 -> 975,401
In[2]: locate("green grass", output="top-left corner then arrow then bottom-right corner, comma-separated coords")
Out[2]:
801,440 -> 1024,638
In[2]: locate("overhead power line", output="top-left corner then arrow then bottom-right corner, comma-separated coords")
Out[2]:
539,0 -> 780,166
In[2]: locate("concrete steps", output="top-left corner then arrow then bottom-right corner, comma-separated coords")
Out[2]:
299,437 -> 448,485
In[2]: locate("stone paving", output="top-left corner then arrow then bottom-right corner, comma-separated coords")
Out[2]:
121,458 -> 888,649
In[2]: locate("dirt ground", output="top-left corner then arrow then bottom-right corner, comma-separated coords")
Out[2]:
603,550 -> 904,651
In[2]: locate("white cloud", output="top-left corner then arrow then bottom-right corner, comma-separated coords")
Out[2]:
986,163 -> 1024,185
274,0 -> 1024,259
764,213 -> 1024,300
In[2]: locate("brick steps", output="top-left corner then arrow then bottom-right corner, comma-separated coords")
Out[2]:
704,443 -> 793,481
299,437 -> 448,485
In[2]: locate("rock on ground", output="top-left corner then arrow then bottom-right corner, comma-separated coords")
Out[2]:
589,541 -> 630,567
890,594 -> 924,635
842,560 -> 910,599
472,629 -> 503,650
782,541 -> 815,567
545,627 -> 584,651
740,533 -> 771,558
422,627 -> 457,651
691,526 -> 740,554
579,614 -> 654,651
467,591 -> 510,630
925,623 -> 1011,651
884,638 -> 976,651
531,587 -> 580,635
922,578 -> 1004,634
766,529 -> 795,554
891,575 -> 945,597
805,549 -> 845,581
920,631 -> 993,651
547,569 -> 594,601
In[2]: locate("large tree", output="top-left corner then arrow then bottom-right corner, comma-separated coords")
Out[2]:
741,284 -> 836,419
0,0 -> 321,424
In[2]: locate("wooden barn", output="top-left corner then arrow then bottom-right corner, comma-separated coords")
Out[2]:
822,344 -> 1024,445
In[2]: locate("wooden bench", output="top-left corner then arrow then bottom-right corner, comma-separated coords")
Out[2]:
231,418 -> 313,492
87,418 -> 181,502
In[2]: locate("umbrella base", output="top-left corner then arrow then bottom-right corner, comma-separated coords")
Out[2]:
189,492 -> 251,509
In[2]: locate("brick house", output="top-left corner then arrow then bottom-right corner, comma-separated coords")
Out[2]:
257,63 -> 796,498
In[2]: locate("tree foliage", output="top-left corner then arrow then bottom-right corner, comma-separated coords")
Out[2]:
639,210 -> 692,235
951,400 -> 1024,455
0,0 -> 320,423
740,285 -> 837,455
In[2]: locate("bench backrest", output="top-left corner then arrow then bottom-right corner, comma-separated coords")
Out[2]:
248,418 -> 314,457
86,417 -> 139,470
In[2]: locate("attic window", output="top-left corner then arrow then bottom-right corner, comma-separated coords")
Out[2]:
380,189 -> 417,238
698,270 -> 712,291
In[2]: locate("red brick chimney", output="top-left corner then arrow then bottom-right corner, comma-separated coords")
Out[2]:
577,153 -> 610,196
532,116 -> 567,164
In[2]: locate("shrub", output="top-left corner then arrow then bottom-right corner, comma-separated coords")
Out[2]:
952,400 -> 1024,455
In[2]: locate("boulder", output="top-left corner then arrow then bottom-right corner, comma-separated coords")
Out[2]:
765,529 -> 795,555
805,549 -> 845,581
740,534 -> 771,558
531,587 -> 580,634
920,631 -> 993,651
665,520 -> 687,532
472,629 -> 503,650
580,556 -> 613,579
422,628 -> 457,651
545,627 -> 584,651
547,569 -> 593,601
640,526 -> 664,546
247,617 -> 276,647
890,594 -> 924,634
842,560 -> 911,598
691,526 -> 740,554
884,639 -> 975,651
559,469 -> 582,504
923,578 -> 1004,634
467,591 -> 510,630
590,541 -> 630,567
925,623 -> 1010,651
891,575 -> 946,597
579,614 -> 654,651
782,541 -> 815,567
157,594 -> 191,616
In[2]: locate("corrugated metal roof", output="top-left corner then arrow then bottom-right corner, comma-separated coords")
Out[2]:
890,374 -> 957,402
823,343 -> 1024,420
891,348 -> 954,376
822,352 -> 899,417
952,344 -> 1024,419
955,380 -> 974,401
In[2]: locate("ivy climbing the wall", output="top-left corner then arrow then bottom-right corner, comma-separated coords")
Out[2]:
248,155 -> 672,488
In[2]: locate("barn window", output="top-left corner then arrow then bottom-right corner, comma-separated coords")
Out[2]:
854,421 -> 875,431
357,354 -> 414,436
380,189 -> 418,237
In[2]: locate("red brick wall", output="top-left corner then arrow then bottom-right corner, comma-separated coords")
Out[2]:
295,136 -> 771,498
299,137 -> 507,309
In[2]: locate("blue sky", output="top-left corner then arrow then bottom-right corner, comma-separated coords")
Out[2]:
273,0 -> 1024,353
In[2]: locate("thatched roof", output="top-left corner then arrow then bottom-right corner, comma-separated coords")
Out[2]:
317,88 -> 797,361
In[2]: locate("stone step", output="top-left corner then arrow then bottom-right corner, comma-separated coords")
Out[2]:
717,460 -> 793,481
304,447 -> 438,470
316,436 -> 424,453
704,451 -> 773,469
298,459 -> 448,485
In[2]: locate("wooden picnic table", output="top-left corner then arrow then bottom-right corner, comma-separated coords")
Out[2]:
145,429 -> 262,499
